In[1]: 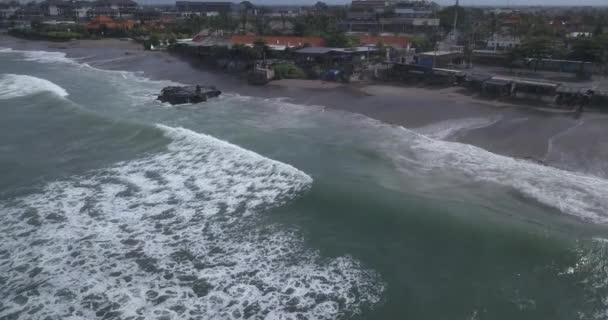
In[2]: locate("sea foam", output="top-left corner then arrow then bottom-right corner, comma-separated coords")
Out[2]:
408,131 -> 608,224
0,125 -> 384,320
0,74 -> 69,99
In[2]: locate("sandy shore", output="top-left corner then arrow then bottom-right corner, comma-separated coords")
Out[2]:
2,35 -> 608,175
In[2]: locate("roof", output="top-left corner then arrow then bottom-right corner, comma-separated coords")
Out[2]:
295,46 -> 377,55
359,35 -> 409,49
86,16 -> 135,30
230,35 -> 325,48
484,78 -> 512,86
295,47 -> 334,54
420,51 -> 461,57
466,73 -> 492,82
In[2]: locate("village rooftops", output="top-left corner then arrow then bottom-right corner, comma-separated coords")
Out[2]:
295,46 -> 378,55
419,51 -> 461,56
230,35 -> 326,49
359,35 -> 409,49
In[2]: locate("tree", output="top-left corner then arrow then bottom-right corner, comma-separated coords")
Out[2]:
30,18 -> 43,30
323,32 -> 349,48
569,37 -> 602,63
437,5 -> 466,34
314,1 -> 328,12
376,40 -> 387,61
239,1 -> 255,32
594,22 -> 604,37
253,38 -> 269,60
519,36 -> 554,71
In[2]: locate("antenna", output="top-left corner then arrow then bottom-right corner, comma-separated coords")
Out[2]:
452,0 -> 459,39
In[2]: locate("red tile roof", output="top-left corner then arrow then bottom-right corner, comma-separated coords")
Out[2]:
230,35 -> 326,48
359,35 -> 409,49
86,16 -> 135,30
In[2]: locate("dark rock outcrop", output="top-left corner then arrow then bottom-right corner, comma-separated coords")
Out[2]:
157,85 -> 221,105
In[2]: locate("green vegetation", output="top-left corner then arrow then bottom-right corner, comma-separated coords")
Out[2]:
9,23 -> 89,41
272,63 -> 306,79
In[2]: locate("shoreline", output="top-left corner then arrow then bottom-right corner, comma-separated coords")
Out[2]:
3,37 -> 608,174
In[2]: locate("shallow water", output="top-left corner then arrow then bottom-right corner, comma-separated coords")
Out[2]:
2,45 -> 608,320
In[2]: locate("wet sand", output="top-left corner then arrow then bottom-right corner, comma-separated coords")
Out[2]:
2,36 -> 608,177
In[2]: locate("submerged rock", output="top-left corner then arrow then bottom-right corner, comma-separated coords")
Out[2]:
157,85 -> 221,105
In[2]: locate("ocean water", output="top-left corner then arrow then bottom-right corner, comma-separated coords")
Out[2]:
2,47 -> 608,320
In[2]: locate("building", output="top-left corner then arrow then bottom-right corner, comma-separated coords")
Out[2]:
0,1 -> 20,19
417,51 -> 464,68
350,0 -> 389,13
485,34 -> 520,51
175,1 -> 233,15
231,35 -> 325,50
345,0 -> 439,34
88,0 -> 138,18
393,1 -> 437,18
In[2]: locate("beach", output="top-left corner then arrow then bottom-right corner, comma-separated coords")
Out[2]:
3,35 -> 608,320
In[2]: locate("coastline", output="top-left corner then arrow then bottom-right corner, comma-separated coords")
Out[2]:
3,36 -> 608,175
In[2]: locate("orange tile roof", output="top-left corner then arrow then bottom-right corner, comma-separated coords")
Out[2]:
231,35 -> 326,48
86,17 -> 135,30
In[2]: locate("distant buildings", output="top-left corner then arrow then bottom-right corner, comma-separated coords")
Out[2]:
0,2 -> 20,19
344,0 -> 439,34
175,1 -> 234,16
486,34 -> 521,51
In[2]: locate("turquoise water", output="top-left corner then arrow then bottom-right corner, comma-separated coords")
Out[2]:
1,47 -> 608,320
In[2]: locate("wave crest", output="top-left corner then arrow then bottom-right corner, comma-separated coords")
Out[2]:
0,74 -> 68,99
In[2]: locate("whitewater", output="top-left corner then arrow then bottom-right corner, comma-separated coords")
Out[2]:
2,44 -> 608,320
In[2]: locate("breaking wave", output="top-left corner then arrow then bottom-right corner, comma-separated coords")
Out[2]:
0,47 -> 77,65
414,117 -> 501,140
0,125 -> 384,320
407,130 -> 608,224
0,74 -> 68,99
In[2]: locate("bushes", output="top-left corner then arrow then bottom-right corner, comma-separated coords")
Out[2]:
8,28 -> 85,41
272,63 -> 306,79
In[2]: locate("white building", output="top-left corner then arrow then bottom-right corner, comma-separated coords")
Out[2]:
486,34 -> 521,51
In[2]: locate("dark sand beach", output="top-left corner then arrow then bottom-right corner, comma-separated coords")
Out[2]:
2,36 -> 608,176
